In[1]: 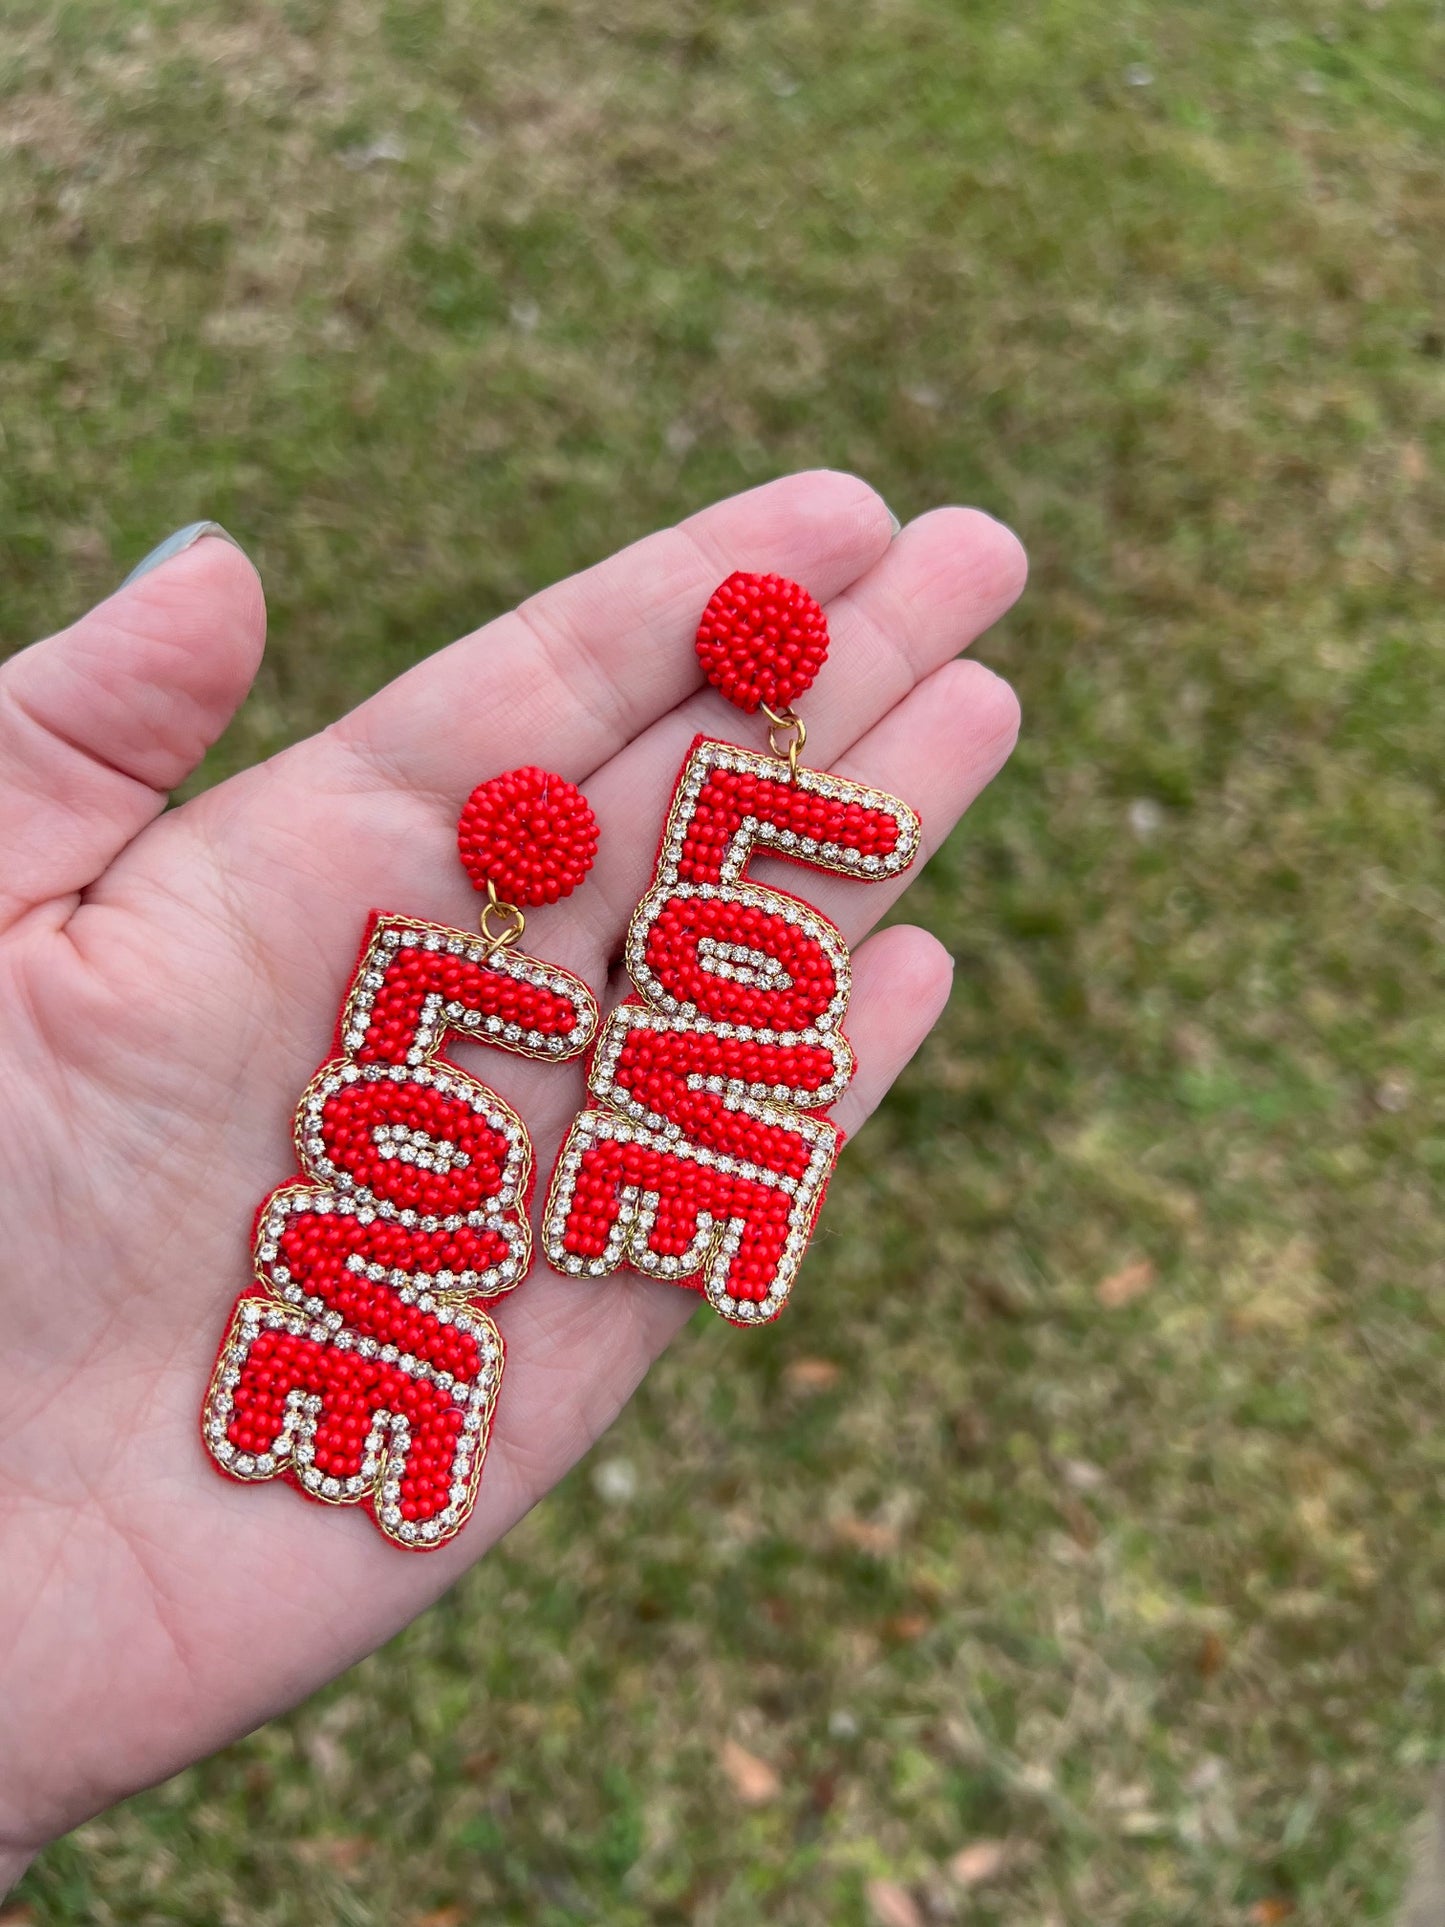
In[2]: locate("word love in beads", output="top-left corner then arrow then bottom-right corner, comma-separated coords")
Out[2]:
203,764 -> 605,1552
201,575 -> 923,1553
544,730 -> 920,1326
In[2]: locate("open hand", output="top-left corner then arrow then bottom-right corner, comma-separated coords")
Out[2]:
0,472 -> 1025,1879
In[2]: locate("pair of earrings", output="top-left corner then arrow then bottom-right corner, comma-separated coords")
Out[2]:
202,574 -> 921,1550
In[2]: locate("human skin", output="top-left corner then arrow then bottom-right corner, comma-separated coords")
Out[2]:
0,472 -> 1025,1888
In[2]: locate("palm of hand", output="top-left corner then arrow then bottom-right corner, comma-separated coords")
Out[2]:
0,473 -> 1023,1868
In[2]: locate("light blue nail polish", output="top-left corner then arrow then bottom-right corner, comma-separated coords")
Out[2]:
121,521 -> 243,587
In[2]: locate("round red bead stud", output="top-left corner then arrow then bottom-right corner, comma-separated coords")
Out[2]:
457,767 -> 600,906
695,572 -> 831,715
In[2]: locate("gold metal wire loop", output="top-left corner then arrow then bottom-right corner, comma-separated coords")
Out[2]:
761,702 -> 807,778
478,877 -> 527,958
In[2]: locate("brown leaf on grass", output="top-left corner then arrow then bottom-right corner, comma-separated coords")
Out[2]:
0,1905 -> 37,1925
1096,1259 -> 1156,1309
882,1611 -> 931,1643
1248,1903 -> 1294,1925
1196,1630 -> 1227,1678
948,1839 -> 1010,1887
866,1877 -> 924,1927
411,1910 -> 467,1927
295,1834 -> 371,1871
834,1516 -> 900,1556
719,1739 -> 781,1805
785,1355 -> 842,1391
809,1769 -> 839,1814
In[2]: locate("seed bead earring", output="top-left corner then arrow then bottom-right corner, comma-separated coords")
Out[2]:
201,769 -> 601,1550
544,574 -> 921,1327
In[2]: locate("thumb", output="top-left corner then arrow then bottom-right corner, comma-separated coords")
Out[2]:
0,524 -> 267,932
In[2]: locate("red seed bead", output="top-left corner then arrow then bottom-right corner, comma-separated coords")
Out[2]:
695,572 -> 830,715
457,767 -> 599,906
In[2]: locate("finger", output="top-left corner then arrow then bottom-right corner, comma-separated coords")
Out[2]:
461,921 -> 955,1542
575,505 -> 1026,941
0,532 -> 266,932
805,503 -> 1026,763
329,469 -> 895,799
827,923 -> 954,1135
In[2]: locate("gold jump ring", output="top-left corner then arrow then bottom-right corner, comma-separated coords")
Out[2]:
761,702 -> 806,778
478,878 -> 526,958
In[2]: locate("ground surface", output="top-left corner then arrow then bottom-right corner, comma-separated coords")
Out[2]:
2,1 -> 1443,1921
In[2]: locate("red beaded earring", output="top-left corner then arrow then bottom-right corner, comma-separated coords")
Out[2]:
201,771 -> 601,1551
544,574 -> 921,1326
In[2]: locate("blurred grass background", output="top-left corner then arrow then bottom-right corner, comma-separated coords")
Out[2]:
3,0 -> 1444,1921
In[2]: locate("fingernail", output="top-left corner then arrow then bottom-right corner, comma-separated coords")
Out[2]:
121,521 -> 243,587
886,507 -> 902,538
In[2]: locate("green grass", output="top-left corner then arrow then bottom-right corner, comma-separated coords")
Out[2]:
4,0 -> 1445,1920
